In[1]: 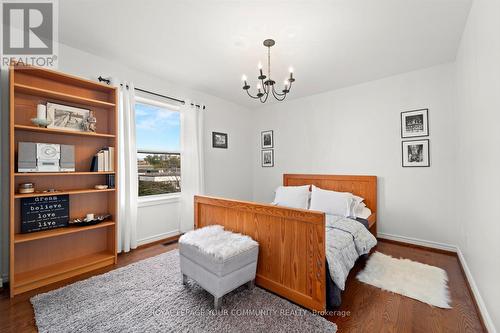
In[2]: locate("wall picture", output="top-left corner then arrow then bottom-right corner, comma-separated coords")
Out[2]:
262,149 -> 274,167
212,132 -> 228,148
47,102 -> 90,132
401,109 -> 429,138
261,130 -> 274,149
402,139 -> 430,167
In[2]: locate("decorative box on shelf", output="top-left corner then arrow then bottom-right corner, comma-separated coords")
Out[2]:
21,195 -> 70,233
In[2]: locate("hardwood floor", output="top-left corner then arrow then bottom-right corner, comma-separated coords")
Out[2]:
0,240 -> 484,332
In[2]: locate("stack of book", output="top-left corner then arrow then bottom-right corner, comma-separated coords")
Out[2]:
90,147 -> 115,172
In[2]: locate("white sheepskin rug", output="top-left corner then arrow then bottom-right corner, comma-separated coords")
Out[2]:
356,252 -> 451,308
179,225 -> 258,260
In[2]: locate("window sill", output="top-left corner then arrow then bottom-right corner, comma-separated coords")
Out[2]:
138,193 -> 181,208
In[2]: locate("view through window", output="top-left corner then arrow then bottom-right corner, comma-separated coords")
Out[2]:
136,100 -> 181,196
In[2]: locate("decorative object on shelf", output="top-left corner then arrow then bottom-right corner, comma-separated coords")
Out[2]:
21,195 -> 70,233
262,149 -> 274,167
401,109 -> 429,138
261,130 -> 274,149
69,214 -> 111,227
241,39 -> 295,103
94,184 -> 109,190
106,174 -> 115,189
90,147 -> 115,172
43,188 -> 58,193
82,110 -> 97,132
47,102 -> 90,132
30,117 -> 51,127
31,104 -> 49,127
18,183 -> 35,194
18,142 -> 75,173
212,132 -> 228,149
37,103 -> 47,119
402,139 -> 430,167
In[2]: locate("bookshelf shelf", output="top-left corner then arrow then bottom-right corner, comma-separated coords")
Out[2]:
14,83 -> 116,109
13,252 -> 115,295
14,124 -> 115,138
15,171 -> 115,177
9,63 -> 118,297
14,188 -> 115,199
14,221 -> 116,244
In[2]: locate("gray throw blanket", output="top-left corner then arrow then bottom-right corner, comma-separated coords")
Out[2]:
325,214 -> 377,290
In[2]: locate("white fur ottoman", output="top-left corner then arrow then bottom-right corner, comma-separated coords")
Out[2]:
179,225 -> 259,309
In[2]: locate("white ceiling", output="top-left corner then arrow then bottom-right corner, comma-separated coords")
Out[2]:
59,0 -> 472,108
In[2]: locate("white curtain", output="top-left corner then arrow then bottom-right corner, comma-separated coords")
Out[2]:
116,81 -> 138,252
180,100 -> 205,232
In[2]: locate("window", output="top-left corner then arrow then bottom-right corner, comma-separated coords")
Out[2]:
136,98 -> 181,197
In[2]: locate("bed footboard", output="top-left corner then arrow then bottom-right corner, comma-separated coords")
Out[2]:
194,195 -> 326,311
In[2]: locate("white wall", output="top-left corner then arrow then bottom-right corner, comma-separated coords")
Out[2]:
252,64 -> 458,245
0,43 -> 254,280
455,0 -> 500,331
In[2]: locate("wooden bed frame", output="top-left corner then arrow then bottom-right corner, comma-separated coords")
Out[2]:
194,174 -> 377,311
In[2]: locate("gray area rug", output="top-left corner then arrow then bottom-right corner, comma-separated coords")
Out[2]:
31,250 -> 337,333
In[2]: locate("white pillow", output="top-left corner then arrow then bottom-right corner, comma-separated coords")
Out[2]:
309,185 -> 354,217
356,206 -> 372,219
272,185 -> 310,209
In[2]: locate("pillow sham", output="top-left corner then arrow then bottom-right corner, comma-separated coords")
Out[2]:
309,185 -> 354,217
356,206 -> 372,219
272,185 -> 310,209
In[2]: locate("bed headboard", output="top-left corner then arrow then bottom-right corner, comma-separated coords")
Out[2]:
283,174 -> 377,213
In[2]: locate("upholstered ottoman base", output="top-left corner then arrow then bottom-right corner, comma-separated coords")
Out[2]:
179,225 -> 259,309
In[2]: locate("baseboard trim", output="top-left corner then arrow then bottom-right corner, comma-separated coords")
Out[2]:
136,230 -> 180,247
457,248 -> 496,333
377,232 -> 457,253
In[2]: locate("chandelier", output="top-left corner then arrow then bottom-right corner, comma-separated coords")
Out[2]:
241,39 -> 295,103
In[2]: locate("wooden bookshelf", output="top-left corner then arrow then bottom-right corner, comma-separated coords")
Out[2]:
9,63 -> 118,297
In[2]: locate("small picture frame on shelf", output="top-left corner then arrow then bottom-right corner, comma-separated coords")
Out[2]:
261,130 -> 274,149
212,132 -> 228,149
47,102 -> 90,132
262,149 -> 274,167
402,139 -> 430,167
401,109 -> 429,138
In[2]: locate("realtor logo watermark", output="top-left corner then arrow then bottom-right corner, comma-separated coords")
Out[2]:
1,0 -> 58,68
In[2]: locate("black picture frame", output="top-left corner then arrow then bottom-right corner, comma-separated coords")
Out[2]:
401,109 -> 429,138
212,132 -> 228,149
261,130 -> 274,149
261,149 -> 274,167
402,139 -> 430,167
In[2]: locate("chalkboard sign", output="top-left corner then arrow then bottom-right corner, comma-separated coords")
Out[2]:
21,195 -> 70,233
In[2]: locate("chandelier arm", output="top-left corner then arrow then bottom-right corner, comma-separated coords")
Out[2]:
246,89 -> 260,99
260,91 -> 270,103
272,84 -> 286,96
271,87 -> 287,101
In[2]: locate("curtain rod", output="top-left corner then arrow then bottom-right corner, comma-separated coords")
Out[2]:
97,76 -> 205,110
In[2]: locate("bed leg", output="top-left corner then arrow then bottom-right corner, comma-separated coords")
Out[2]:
182,273 -> 188,285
